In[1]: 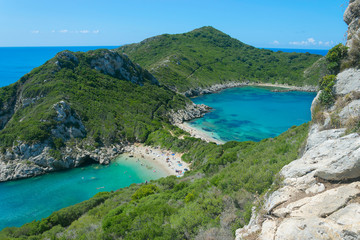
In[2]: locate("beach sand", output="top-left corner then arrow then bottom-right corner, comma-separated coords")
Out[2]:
176,122 -> 225,145
124,144 -> 191,177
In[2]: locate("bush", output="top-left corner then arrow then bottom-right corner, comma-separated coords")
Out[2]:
131,184 -> 159,201
318,75 -> 336,106
326,43 -> 348,74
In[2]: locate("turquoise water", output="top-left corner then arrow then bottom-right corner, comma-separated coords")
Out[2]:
0,155 -> 167,230
189,87 -> 316,142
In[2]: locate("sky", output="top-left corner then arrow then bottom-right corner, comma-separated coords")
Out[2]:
0,0 -> 348,49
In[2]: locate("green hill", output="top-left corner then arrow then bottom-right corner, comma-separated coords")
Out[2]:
118,26 -> 324,92
0,49 -> 189,157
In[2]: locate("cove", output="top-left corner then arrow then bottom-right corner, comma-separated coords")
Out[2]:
189,86 -> 316,142
0,154 -> 167,230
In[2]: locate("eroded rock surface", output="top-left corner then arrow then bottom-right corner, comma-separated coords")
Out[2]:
168,103 -> 211,124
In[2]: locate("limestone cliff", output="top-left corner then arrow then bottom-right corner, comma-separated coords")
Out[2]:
235,2 -> 360,239
0,100 -> 123,182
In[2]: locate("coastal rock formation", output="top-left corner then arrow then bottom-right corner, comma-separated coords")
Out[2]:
235,2 -> 360,239
0,141 -> 124,182
168,103 -> 211,124
0,100 -> 125,182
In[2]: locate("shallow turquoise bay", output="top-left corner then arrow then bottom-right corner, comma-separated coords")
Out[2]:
0,155 -> 167,230
189,86 -> 316,142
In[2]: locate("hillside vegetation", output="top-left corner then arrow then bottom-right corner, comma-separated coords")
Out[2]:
0,49 -> 188,150
118,26 -> 324,92
0,123 -> 309,239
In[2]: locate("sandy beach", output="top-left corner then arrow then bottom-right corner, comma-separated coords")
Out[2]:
124,144 -> 191,177
250,82 -> 317,91
176,122 -> 225,145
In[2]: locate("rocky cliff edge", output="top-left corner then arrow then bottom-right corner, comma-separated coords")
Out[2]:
235,1 -> 360,239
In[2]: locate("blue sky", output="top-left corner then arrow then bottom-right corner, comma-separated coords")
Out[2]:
0,0 -> 348,49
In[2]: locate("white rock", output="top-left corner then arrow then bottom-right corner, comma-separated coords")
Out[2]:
328,203 -> 360,226
274,217 -> 339,240
273,182 -> 360,219
259,219 -> 277,240
335,68 -> 360,95
339,99 -> 360,124
305,124 -> 346,151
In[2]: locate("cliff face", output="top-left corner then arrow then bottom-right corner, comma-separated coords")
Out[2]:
236,2 -> 360,239
0,99 -> 124,182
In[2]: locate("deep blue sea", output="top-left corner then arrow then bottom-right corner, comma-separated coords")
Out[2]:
0,46 -> 118,88
0,47 -> 327,88
266,48 -> 328,56
190,87 -> 315,142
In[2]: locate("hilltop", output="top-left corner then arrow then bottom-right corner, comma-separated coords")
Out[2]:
0,49 -> 208,181
118,26 -> 325,93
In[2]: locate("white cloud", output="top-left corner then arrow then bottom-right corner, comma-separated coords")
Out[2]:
54,29 -> 99,34
289,38 -> 336,48
289,37 -> 317,46
272,40 -> 280,45
31,30 -> 40,34
307,38 -> 316,45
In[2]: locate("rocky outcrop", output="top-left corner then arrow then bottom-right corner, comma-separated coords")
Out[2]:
344,0 -> 360,50
0,100 -> 124,182
0,141 -> 124,182
90,50 -> 159,86
236,121 -> 360,240
168,103 -> 211,124
183,82 -> 249,97
235,2 -> 360,239
51,101 -> 86,140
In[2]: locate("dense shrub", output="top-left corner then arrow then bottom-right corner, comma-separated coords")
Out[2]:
318,75 -> 336,106
326,43 -> 348,74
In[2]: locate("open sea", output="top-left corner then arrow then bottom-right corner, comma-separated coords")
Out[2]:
0,46 -> 319,230
0,46 -> 118,88
0,47 -> 327,88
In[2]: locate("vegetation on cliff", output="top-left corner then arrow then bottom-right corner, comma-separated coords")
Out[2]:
118,26 -> 323,92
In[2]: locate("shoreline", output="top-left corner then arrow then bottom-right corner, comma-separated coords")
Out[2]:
124,143 -> 190,177
176,122 -> 225,145
182,81 -> 318,97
